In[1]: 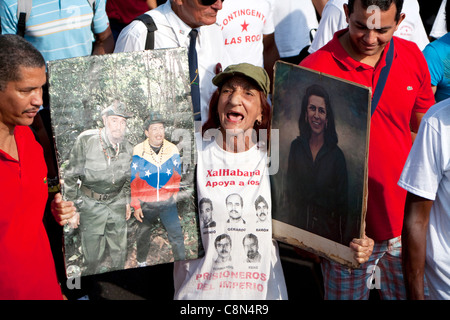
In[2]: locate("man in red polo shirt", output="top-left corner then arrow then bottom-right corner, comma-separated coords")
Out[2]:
0,34 -> 75,300
300,0 -> 435,299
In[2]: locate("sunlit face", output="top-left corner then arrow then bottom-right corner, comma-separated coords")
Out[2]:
306,95 -> 327,136
0,66 -> 46,130
145,122 -> 165,147
226,194 -> 243,221
104,115 -> 127,144
200,201 -> 213,224
256,201 -> 268,222
218,76 -> 262,138
243,237 -> 258,260
345,0 -> 404,59
175,0 -> 223,28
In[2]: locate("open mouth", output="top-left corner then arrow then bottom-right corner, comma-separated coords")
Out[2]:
226,111 -> 244,122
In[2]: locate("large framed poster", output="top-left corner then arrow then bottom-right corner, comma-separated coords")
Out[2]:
270,61 -> 371,268
48,48 -> 202,277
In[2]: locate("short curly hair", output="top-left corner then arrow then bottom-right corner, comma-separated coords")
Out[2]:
0,34 -> 45,91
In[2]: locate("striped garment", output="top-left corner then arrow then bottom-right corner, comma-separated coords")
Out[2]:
0,0 -> 109,62
320,236 -> 410,300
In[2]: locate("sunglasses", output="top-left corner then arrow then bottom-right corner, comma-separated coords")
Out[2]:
199,0 -> 224,6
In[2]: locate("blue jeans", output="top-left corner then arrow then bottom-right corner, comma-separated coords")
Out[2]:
136,200 -> 186,262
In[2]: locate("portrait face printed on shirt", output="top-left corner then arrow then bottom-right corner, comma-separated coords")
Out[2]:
226,193 -> 244,222
145,122 -> 165,147
0,66 -> 46,129
306,95 -> 327,137
255,197 -> 268,222
200,198 -> 214,226
243,234 -> 259,261
344,0 -> 405,60
103,115 -> 127,145
215,234 -> 232,262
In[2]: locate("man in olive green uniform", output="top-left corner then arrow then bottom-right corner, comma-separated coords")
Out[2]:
64,101 -> 133,275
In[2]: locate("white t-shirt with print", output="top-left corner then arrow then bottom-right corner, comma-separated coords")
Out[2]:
173,133 -> 287,300
217,0 -> 275,67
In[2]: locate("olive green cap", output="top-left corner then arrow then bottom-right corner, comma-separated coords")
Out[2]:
101,100 -> 131,119
212,63 -> 270,96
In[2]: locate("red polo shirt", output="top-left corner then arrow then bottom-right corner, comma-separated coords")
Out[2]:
0,126 -> 62,300
301,29 -> 435,241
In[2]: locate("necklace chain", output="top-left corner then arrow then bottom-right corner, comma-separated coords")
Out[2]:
145,139 -> 164,167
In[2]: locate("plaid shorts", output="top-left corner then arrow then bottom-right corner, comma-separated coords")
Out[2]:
321,236 -> 407,300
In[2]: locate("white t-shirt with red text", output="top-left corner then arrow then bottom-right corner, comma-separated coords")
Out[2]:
173,134 -> 287,300
216,0 -> 275,67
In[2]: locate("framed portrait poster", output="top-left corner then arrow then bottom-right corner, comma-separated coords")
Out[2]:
270,61 -> 371,268
48,48 -> 202,277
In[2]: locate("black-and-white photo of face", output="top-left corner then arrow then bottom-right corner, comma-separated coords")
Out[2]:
243,234 -> 261,263
226,193 -> 244,223
199,198 -> 215,227
215,234 -> 232,263
255,196 -> 268,222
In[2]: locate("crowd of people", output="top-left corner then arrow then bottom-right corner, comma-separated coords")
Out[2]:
0,0 -> 449,301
